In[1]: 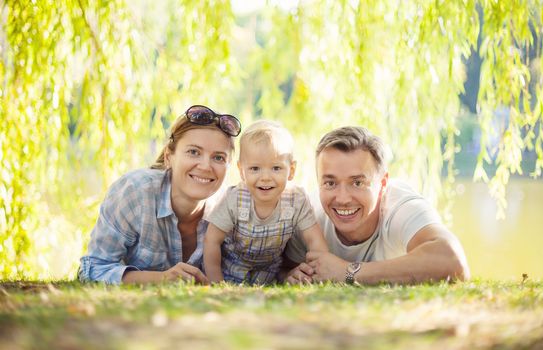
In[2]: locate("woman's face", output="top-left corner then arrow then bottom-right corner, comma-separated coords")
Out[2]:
166,128 -> 232,203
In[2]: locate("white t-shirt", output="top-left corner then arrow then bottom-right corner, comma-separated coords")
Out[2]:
284,179 -> 442,263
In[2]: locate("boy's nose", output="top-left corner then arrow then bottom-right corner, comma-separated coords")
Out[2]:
260,169 -> 272,179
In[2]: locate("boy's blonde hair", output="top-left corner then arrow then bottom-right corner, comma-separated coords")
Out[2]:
239,120 -> 294,161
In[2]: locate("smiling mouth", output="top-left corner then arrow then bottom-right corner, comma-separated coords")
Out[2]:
333,208 -> 360,217
257,186 -> 274,191
190,175 -> 214,183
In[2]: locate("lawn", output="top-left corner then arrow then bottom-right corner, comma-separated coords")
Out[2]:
1,279 -> 542,349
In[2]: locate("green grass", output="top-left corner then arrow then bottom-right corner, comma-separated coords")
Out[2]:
1,279 -> 542,349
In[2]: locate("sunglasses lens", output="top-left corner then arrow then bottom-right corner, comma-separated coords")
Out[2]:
219,115 -> 241,136
186,106 -> 215,124
185,105 -> 241,136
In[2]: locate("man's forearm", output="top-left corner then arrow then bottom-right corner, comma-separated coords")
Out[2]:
354,237 -> 469,284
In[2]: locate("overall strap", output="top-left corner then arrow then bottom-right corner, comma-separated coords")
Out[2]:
237,186 -> 252,222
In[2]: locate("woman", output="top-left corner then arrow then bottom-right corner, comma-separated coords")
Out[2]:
78,105 -> 241,284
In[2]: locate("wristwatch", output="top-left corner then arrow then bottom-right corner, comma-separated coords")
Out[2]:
345,262 -> 362,284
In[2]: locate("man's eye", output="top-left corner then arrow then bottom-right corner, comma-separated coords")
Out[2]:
353,180 -> 363,187
323,181 -> 335,189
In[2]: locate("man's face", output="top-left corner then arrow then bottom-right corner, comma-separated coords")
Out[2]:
317,147 -> 387,245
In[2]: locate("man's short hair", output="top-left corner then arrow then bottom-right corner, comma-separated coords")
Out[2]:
316,126 -> 391,173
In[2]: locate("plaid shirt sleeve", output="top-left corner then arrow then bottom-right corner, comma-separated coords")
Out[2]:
79,174 -> 143,285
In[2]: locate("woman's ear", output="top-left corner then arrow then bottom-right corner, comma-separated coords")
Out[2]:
164,148 -> 171,169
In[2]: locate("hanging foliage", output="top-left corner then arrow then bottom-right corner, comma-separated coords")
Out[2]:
0,0 -> 542,279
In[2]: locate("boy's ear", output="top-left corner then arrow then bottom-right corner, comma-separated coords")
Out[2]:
288,160 -> 297,181
237,160 -> 245,181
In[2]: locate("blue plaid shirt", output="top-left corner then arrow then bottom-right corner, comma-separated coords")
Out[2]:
79,169 -> 210,284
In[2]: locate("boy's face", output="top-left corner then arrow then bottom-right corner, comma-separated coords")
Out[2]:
238,141 -> 296,208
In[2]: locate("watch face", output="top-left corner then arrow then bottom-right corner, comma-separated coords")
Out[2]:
347,262 -> 361,274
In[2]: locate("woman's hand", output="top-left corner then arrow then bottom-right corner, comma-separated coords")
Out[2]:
162,262 -> 210,285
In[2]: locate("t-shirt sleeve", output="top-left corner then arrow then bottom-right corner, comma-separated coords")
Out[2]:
207,186 -> 237,233
292,186 -> 318,232
384,198 -> 442,252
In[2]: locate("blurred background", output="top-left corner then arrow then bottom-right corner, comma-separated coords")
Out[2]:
1,0 -> 542,280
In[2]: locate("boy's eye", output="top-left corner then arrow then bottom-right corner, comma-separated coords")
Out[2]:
249,166 -> 259,172
272,166 -> 282,171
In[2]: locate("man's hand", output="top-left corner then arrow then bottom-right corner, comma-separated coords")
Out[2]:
284,262 -> 314,285
162,262 -> 210,285
306,251 -> 350,283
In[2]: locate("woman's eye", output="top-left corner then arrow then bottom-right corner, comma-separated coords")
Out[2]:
213,155 -> 226,162
187,149 -> 199,156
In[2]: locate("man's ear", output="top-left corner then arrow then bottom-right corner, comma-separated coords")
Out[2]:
380,172 -> 389,190
237,160 -> 245,181
288,160 -> 297,181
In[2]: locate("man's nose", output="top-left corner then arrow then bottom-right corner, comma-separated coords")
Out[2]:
335,184 -> 352,204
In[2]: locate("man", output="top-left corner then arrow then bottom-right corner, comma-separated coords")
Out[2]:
284,126 -> 470,284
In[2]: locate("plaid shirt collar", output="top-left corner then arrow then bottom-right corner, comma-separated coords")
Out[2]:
157,171 -> 174,219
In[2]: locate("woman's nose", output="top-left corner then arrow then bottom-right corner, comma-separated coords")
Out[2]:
197,157 -> 212,170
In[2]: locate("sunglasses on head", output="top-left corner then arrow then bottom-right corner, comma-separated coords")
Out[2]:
185,105 -> 241,137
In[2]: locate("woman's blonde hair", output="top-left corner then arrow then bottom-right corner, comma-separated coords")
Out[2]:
150,115 -> 236,170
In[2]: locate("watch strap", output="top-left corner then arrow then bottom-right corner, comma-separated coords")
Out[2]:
345,262 -> 362,284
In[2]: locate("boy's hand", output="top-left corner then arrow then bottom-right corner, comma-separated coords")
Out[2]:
162,263 -> 210,285
285,262 -> 314,284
